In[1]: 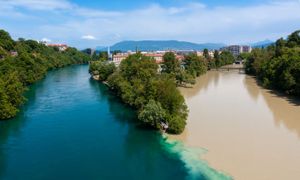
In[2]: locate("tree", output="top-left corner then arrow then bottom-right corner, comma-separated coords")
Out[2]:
0,29 -> 15,51
155,76 -> 188,134
238,52 -> 250,61
0,71 -> 25,119
275,38 -> 286,56
219,51 -> 235,66
99,51 -> 108,61
245,48 -> 271,75
245,30 -> 300,96
213,50 -> 220,60
105,54 -> 188,134
175,69 -> 196,87
138,100 -> 166,129
184,53 -> 207,77
89,61 -> 116,81
91,52 -> 99,61
203,48 -> 210,60
287,30 -> 300,48
162,52 -> 180,74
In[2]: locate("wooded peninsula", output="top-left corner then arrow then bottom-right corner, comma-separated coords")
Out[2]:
89,50 -> 235,134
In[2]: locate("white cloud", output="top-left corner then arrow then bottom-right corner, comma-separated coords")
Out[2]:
54,1 -> 300,45
1,0 -> 300,48
0,0 -> 73,10
81,35 -> 96,40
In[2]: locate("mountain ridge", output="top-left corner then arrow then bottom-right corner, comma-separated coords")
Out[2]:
99,40 -> 226,51
96,39 -> 275,51
250,39 -> 274,48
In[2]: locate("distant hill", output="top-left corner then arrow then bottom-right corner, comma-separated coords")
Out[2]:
251,40 -> 274,48
96,46 -> 105,51
101,40 -> 225,51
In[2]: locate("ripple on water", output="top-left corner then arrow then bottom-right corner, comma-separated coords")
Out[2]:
160,135 -> 232,180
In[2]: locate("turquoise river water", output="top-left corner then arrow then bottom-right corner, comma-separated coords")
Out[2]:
0,65 -> 230,180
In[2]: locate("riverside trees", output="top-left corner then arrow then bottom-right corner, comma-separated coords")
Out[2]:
89,61 -> 116,81
161,52 -> 206,87
0,29 -> 91,120
211,50 -> 235,68
245,30 -> 300,96
89,51 -> 209,133
90,53 -> 188,134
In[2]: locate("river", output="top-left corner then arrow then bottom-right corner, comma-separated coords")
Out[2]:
0,65 -> 232,180
1,66 -> 298,180
171,71 -> 300,180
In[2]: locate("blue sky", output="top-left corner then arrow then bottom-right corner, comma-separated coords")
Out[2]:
70,0 -> 265,10
0,0 -> 300,49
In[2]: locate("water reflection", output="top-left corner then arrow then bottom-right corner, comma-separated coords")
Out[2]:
244,76 -> 300,138
180,71 -> 220,99
243,76 -> 260,101
0,82 -> 38,179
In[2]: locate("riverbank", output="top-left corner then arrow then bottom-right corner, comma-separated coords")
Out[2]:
169,71 -> 300,180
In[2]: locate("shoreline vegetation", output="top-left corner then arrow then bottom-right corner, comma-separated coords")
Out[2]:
89,51 -> 235,134
0,29 -> 92,120
245,30 -> 300,96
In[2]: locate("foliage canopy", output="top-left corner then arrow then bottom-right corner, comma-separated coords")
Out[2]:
245,30 -> 300,96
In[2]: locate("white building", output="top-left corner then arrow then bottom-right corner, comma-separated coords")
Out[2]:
112,53 -> 128,66
47,44 -> 68,51
220,45 -> 252,56
197,50 -> 215,58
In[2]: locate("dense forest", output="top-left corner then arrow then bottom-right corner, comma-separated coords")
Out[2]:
245,30 -> 300,96
0,29 -> 91,120
89,52 -> 208,134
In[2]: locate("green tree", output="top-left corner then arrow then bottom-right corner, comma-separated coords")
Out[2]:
89,61 -> 116,81
162,52 -> 180,74
138,100 -> 166,129
245,48 -> 270,75
92,52 -> 99,61
175,69 -> 196,87
245,30 -> 300,96
104,53 -> 188,134
0,72 -> 25,119
219,51 -> 235,65
184,53 -> 207,77
0,30 -> 15,51
203,48 -> 210,60
275,38 -> 286,56
287,30 -> 300,48
99,51 -> 108,61
238,52 -> 250,61
213,50 -> 220,60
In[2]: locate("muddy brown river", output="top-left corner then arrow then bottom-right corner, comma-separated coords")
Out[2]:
171,71 -> 300,180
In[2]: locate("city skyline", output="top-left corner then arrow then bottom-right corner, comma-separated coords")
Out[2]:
0,0 -> 299,49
